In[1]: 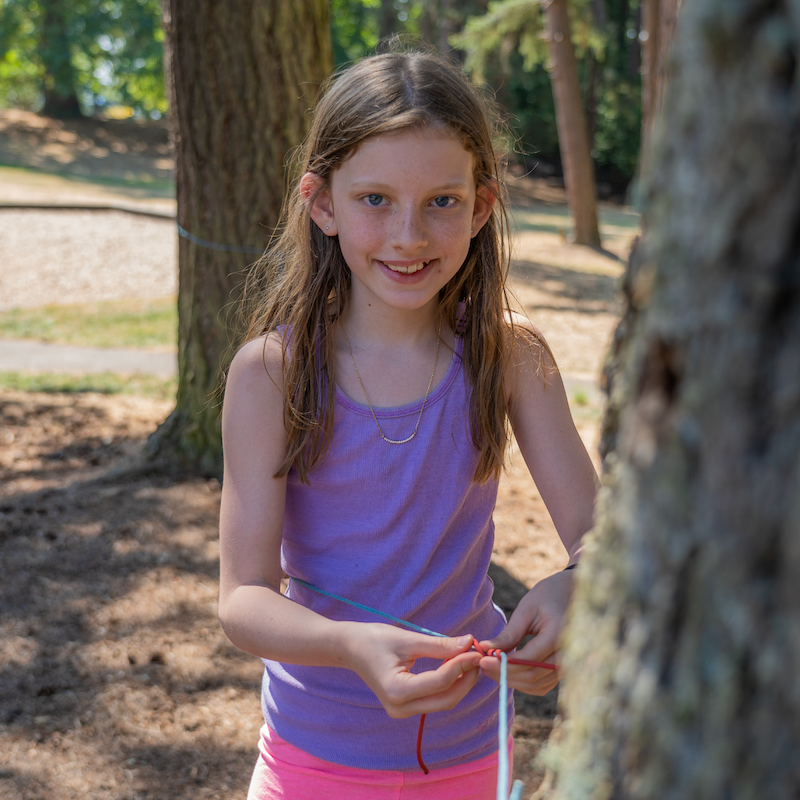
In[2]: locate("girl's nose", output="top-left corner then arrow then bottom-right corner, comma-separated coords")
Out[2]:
391,207 -> 428,251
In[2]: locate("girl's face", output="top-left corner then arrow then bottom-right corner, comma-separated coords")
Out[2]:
303,127 -> 495,316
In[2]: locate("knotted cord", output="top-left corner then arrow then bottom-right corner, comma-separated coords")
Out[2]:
290,577 -> 557,798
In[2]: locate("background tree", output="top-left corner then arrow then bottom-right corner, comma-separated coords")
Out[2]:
456,0 -> 601,246
542,0 -> 600,246
639,0 -> 681,176
539,0 -> 800,796
145,0 -> 332,476
0,0 -> 166,117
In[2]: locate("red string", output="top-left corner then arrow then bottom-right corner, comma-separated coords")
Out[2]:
415,641 -> 559,774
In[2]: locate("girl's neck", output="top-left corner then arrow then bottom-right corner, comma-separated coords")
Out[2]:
339,299 -> 441,351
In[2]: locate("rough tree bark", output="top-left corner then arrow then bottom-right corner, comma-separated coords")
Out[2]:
542,0 -> 601,248
147,0 -> 331,476
539,0 -> 800,797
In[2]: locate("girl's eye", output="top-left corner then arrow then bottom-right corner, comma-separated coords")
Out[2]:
366,194 -> 384,206
432,196 -> 455,208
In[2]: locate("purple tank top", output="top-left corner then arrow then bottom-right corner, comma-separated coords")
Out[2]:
261,334 -> 513,770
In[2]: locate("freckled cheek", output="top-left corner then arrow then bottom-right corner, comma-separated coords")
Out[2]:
338,221 -> 387,265
433,227 -> 472,264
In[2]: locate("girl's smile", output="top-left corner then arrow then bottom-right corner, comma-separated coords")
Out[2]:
303,127 -> 494,316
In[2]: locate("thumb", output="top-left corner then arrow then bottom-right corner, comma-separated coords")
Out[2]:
481,612 -> 533,653
417,633 -> 474,661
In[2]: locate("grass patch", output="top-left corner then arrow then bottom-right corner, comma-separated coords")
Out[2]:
0,163 -> 175,196
0,371 -> 176,400
572,389 -> 590,406
0,298 -> 177,349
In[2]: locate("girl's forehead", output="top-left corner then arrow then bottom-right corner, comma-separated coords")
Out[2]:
334,127 -> 476,182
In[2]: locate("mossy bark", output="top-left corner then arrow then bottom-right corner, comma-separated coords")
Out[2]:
542,1 -> 800,798
146,0 -> 331,477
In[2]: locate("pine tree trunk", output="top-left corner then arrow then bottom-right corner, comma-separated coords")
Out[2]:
640,0 -> 681,177
543,0 -> 601,248
146,0 -> 331,476
39,1 -> 82,118
641,0 -> 659,143
541,0 -> 800,797
380,0 -> 395,42
438,0 -> 459,56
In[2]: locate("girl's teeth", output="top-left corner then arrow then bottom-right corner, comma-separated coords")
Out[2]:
384,261 -> 430,274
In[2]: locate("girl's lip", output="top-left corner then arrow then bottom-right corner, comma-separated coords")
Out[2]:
378,259 -> 436,276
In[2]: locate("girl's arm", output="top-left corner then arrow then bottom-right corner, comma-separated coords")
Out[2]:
218,336 -> 482,718
478,319 -> 599,694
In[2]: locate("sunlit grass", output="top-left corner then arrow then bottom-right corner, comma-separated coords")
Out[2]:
0,163 -> 175,196
0,298 -> 177,349
512,204 -> 640,236
0,370 -> 177,400
567,385 -> 604,422
572,388 -> 590,406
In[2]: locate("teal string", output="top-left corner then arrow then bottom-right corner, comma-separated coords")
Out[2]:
292,577 -> 524,799
291,577 -> 448,638
176,222 -> 264,255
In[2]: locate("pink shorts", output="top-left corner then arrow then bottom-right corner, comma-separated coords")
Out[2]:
247,724 -> 513,800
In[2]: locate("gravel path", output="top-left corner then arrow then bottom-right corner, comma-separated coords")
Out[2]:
0,208 -> 177,311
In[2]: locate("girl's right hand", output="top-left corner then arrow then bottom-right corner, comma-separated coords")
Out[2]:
339,623 -> 482,719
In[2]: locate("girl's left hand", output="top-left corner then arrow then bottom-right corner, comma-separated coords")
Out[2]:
477,569 -> 574,695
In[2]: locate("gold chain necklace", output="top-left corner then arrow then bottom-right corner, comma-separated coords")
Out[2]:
341,319 -> 442,445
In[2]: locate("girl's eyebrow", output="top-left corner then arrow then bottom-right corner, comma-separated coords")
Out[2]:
349,180 -> 471,192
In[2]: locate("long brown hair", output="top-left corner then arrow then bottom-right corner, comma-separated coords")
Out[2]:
243,48 -> 541,483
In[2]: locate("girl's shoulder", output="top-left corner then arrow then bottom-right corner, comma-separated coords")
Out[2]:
503,311 -> 556,366
227,332 -> 287,398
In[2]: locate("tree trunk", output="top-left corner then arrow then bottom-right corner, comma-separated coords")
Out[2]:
640,0 -> 659,148
39,1 -> 82,118
380,0 -> 395,42
540,0 -> 800,797
420,0 -> 436,46
147,0 -> 332,476
640,0 -> 681,178
657,0 -> 681,96
438,0 -> 459,56
543,0 -> 601,248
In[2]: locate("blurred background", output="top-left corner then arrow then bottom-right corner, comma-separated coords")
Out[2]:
0,0 -> 647,199
0,3 -> 653,797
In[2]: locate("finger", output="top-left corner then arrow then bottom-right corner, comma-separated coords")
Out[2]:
507,669 -> 560,696
478,655 -> 560,695
392,632 -> 476,663
513,631 -> 559,664
385,658 -> 482,718
392,649 -> 482,703
480,598 -> 543,652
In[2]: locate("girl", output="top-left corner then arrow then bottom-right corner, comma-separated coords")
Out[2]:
219,49 -> 598,799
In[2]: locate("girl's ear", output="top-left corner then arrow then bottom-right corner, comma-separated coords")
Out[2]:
300,172 -> 337,236
471,180 -> 498,237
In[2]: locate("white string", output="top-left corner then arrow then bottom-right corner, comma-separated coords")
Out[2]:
498,652 -> 525,800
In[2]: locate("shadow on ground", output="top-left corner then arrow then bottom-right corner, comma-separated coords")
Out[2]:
510,258 -> 621,315
1,392 -> 558,798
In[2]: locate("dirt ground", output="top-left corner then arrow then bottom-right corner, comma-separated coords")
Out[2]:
0,111 -> 634,799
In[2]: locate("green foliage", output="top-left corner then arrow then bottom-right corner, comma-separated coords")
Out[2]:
0,0 -> 166,116
329,0 -> 485,67
454,0 -> 642,191
330,0 -> 381,65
